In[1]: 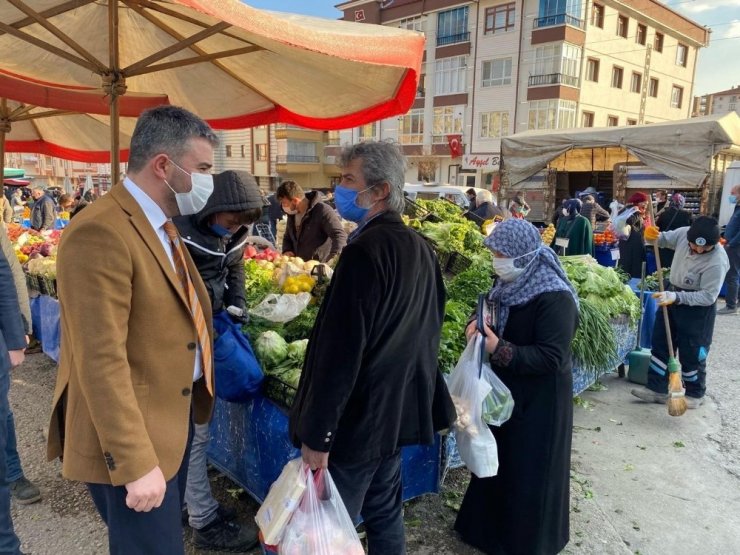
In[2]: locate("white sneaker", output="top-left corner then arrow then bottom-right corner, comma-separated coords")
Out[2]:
684,397 -> 705,409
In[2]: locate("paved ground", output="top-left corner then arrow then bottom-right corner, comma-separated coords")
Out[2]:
7,311 -> 739,554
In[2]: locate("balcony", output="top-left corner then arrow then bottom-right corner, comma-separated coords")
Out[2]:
277,155 -> 320,163
436,31 -> 470,47
533,13 -> 584,29
528,73 -> 579,87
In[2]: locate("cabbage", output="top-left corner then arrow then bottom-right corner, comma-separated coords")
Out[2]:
255,331 -> 289,368
286,339 -> 308,364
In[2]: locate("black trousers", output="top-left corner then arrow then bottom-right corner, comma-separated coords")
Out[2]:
87,422 -> 193,555
647,302 -> 716,398
329,450 -> 405,555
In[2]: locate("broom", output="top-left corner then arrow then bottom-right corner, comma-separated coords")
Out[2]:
647,197 -> 686,417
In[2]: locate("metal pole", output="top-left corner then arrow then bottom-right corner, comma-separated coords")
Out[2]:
108,0 -> 121,181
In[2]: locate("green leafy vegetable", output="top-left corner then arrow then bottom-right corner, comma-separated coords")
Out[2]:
254,331 -> 289,368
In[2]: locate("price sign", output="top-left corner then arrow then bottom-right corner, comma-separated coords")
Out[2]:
610,248 -> 621,261
555,238 -> 570,249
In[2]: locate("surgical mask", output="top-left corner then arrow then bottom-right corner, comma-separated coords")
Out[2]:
492,248 -> 540,283
282,204 -> 298,216
334,185 -> 374,222
164,160 -> 214,216
562,208 -> 569,217
730,195 -> 738,205
210,223 -> 232,239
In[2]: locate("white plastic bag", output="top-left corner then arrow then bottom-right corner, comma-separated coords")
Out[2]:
255,458 -> 307,545
609,206 -> 637,240
248,292 -> 311,323
448,335 -> 499,478
280,468 -> 364,555
481,366 -> 514,426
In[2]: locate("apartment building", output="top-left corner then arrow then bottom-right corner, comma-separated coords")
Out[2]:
3,153 -> 113,191
334,0 -> 708,189
692,85 -> 740,118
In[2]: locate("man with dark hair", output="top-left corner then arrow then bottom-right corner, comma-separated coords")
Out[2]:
48,105 -> 218,554
289,141 -> 455,555
175,170 -> 264,552
655,189 -> 668,213
276,180 -> 346,262
29,184 -> 56,231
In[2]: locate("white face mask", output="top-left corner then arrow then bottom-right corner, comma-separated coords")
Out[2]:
562,208 -> 569,217
492,248 -> 540,283
165,160 -> 214,216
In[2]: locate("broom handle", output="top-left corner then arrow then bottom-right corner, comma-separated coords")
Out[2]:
647,196 -> 676,360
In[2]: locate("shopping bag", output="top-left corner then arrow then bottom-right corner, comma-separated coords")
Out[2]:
248,293 -> 311,323
256,458 -> 308,546
280,467 -> 364,555
448,335 -> 499,478
481,366 -> 514,426
610,206 -> 638,240
213,311 -> 264,402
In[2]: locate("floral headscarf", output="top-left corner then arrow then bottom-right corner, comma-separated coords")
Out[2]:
669,193 -> 685,210
484,219 -> 579,336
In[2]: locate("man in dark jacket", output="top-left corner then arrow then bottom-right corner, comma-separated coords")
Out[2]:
289,141 -> 456,555
29,185 -> 56,231
718,183 -> 740,314
277,180 -> 346,262
174,170 -> 264,552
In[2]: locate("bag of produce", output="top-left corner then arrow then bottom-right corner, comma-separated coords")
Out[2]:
249,292 -> 311,323
280,467 -> 364,555
609,206 -> 637,240
256,458 -> 308,546
213,311 -> 264,402
447,335 -> 499,478
481,365 -> 514,426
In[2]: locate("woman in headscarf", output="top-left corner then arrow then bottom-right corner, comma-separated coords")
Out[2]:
656,193 -> 692,268
455,218 -> 580,555
617,191 -> 648,278
508,194 -> 530,220
550,198 -> 593,256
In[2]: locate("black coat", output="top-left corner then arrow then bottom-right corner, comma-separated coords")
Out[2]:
282,191 -> 346,262
173,216 -> 249,313
617,207 -> 646,279
289,211 -> 456,463
455,291 -> 578,555
657,207 -> 692,268
31,194 -> 56,231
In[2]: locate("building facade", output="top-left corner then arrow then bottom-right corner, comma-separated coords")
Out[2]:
692,85 -> 740,118
3,153 -> 113,192
334,0 -> 708,190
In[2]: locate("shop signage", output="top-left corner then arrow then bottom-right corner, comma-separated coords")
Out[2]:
462,155 -> 500,171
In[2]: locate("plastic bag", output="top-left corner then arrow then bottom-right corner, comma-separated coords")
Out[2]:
609,206 -> 637,240
448,335 -> 499,478
481,365 -> 514,426
248,292 -> 311,323
212,311 -> 264,402
256,458 -> 308,546
280,467 -> 364,555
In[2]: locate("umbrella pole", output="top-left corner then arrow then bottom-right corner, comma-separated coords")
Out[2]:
1,99 -> 7,190
108,0 -> 121,183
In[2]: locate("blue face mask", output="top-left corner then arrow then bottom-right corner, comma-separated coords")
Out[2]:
210,223 -> 232,238
334,185 -> 373,223
730,195 -> 738,205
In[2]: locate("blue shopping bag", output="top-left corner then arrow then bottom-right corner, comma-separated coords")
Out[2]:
212,311 -> 264,402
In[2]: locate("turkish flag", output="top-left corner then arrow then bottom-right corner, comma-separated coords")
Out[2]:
447,134 -> 463,158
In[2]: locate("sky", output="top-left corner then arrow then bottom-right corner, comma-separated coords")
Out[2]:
245,0 -> 740,96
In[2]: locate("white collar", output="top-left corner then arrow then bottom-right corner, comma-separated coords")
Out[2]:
123,176 -> 168,231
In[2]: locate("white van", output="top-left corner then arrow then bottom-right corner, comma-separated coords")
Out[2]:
403,183 -> 491,210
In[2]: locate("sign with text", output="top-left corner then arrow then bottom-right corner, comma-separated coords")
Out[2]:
462,155 -> 500,171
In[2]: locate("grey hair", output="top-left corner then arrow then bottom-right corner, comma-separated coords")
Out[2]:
127,106 -> 219,173
476,189 -> 492,204
338,140 -> 406,214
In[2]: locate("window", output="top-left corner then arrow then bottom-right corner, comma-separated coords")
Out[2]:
531,44 -> 580,86
485,3 -> 516,34
581,111 -> 594,127
437,7 -> 469,46
630,72 -> 642,93
617,15 -> 628,38
480,111 -> 509,138
676,43 -> 688,67
435,55 -> 467,94
611,66 -> 623,89
432,106 -> 464,143
671,85 -> 683,109
482,57 -> 512,87
255,144 -> 267,161
399,109 -> 424,144
399,16 -> 425,33
586,58 -> 600,82
286,141 -> 318,162
357,123 -> 377,141
528,99 -> 577,130
627,119 -> 638,125
537,0 -> 584,24
591,2 -> 604,28
607,115 -> 619,126
240,145 -> 246,158
649,77 -> 659,97
654,32 -> 664,53
417,74 -> 426,97
225,145 -> 232,158
636,24 -> 647,45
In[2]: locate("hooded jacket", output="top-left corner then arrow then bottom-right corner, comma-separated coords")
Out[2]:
174,171 -> 264,313
282,191 -> 346,262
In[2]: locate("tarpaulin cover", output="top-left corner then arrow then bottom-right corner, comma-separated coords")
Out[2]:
502,113 -> 740,187
207,396 -> 442,503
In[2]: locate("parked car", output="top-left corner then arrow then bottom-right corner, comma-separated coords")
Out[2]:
403,183 -> 491,209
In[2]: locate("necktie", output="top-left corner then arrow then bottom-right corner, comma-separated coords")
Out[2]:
163,221 -> 213,395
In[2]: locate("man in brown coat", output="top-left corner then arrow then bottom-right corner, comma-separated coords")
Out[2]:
47,106 -> 218,554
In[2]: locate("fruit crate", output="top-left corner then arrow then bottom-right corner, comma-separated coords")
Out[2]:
25,273 -> 40,293
403,197 -> 431,220
262,375 -> 297,412
37,276 -> 57,298
446,252 -> 473,276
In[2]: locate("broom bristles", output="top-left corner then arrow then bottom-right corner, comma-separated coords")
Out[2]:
667,371 -> 687,417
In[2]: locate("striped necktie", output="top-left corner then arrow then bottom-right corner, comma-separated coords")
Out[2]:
163,221 -> 213,395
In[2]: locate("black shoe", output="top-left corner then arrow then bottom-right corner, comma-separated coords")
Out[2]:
10,477 -> 41,505
182,503 -> 237,527
192,519 -> 259,552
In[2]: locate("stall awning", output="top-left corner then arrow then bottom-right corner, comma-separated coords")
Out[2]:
501,113 -> 740,187
3,168 -> 25,178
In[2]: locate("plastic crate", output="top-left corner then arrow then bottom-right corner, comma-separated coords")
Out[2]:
38,276 -> 57,298
25,273 -> 40,293
262,375 -> 298,411
403,197 -> 430,220
446,251 -> 473,276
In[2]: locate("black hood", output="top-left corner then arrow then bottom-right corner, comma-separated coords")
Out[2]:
196,170 -> 266,226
